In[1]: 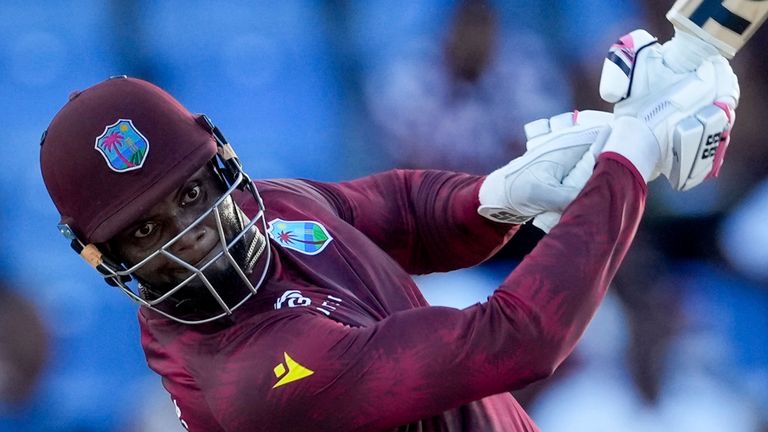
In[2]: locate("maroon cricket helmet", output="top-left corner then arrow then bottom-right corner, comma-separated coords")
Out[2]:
40,76 -> 217,244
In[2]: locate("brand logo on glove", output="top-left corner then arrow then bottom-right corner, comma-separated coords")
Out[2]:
702,132 -> 721,159
487,210 -> 530,224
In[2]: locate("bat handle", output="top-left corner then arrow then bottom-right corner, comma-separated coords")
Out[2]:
662,27 -> 722,73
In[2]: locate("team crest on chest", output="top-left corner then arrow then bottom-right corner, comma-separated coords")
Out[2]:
267,218 -> 332,255
94,119 -> 149,172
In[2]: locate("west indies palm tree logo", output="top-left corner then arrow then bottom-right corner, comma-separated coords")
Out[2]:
94,119 -> 149,172
267,218 -> 333,255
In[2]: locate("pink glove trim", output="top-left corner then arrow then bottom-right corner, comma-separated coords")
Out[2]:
709,101 -> 735,179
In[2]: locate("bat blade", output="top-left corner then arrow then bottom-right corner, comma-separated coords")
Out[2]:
667,0 -> 768,58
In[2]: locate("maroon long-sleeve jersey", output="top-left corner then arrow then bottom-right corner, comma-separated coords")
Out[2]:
139,154 -> 645,431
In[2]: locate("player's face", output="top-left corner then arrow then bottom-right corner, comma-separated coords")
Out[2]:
106,163 -> 257,317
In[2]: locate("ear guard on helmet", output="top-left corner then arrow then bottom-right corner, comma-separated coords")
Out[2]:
57,224 -> 132,287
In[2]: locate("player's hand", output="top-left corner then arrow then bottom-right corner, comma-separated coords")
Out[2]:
599,29 -> 739,191
478,110 -> 612,226
532,125 -> 612,233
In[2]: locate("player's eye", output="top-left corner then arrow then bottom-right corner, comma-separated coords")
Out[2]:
181,185 -> 201,206
134,222 -> 157,239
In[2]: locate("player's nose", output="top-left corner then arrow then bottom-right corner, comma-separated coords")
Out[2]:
169,216 -> 217,265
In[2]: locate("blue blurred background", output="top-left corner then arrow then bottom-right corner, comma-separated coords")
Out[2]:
0,1 -> 766,431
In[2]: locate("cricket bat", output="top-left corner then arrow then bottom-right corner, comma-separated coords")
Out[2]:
534,1 -> 766,229
665,0 -> 768,71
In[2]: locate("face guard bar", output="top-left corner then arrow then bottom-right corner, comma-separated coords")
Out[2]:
57,116 -> 271,325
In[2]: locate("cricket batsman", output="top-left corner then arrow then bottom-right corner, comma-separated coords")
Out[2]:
39,27 -> 738,431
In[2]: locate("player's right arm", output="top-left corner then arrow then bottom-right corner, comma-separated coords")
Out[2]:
204,153 -> 645,432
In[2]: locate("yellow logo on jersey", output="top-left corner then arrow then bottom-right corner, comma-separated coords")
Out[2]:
272,352 -> 314,389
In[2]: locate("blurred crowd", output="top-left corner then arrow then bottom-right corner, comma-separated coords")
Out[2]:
0,1 -> 766,431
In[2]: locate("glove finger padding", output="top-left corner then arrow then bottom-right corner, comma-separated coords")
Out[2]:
533,125 -> 610,233
478,110 -> 611,225
600,30 -> 660,103
478,146 -> 589,223
712,56 -> 739,109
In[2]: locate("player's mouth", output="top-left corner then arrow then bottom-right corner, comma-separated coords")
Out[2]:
167,244 -> 223,278
194,244 -> 227,271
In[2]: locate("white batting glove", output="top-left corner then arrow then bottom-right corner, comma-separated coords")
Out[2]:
533,125 -> 612,232
599,29 -> 739,191
478,110 -> 612,228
